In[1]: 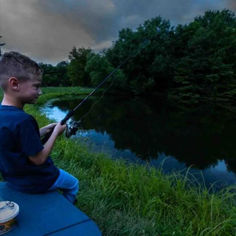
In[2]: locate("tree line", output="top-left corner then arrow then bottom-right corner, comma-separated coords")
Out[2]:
39,10 -> 236,102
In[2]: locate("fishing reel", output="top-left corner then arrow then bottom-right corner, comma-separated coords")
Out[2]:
41,120 -> 82,144
65,120 -> 82,138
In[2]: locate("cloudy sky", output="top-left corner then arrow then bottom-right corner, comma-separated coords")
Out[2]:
0,0 -> 235,64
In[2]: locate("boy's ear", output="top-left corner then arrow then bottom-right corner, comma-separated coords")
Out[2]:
8,77 -> 20,91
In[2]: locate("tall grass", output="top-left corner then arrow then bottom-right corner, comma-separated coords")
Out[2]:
2,87 -> 236,235
51,138 -> 236,235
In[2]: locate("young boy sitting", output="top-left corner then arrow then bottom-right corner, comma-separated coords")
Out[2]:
0,51 -> 79,204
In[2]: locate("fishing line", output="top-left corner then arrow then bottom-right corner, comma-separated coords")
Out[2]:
61,39 -> 150,124
42,40 -> 150,142
78,74 -> 116,122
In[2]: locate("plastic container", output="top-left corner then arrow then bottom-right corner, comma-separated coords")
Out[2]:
0,201 -> 19,235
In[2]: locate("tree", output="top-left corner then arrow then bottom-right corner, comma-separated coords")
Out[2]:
172,10 -> 236,101
67,47 -> 92,86
55,61 -> 70,86
85,53 -> 126,90
106,16 -> 174,95
40,61 -> 70,86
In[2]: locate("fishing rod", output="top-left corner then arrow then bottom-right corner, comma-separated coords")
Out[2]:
41,40 -> 150,143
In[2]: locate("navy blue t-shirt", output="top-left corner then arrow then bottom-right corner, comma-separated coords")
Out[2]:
0,105 -> 59,193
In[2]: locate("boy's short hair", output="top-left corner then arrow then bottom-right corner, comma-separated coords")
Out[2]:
0,51 -> 42,90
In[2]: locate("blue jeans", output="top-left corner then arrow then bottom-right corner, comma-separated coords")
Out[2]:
49,169 -> 79,203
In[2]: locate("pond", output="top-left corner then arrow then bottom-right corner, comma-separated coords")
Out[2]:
41,95 -> 236,190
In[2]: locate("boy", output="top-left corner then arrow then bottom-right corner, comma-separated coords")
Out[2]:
0,51 -> 79,204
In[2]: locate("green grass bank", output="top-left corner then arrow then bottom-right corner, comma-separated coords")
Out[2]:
1,87 -> 236,236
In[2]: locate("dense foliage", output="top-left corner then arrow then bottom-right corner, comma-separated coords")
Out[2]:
67,47 -> 92,86
38,10 -> 236,102
39,61 -> 70,86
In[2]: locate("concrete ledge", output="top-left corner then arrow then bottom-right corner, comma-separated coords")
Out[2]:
0,182 -> 101,236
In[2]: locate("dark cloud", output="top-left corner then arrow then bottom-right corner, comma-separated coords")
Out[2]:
0,0 -> 93,63
224,0 -> 236,11
0,0 -> 235,64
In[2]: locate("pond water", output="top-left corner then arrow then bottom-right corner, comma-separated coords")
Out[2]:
41,95 -> 236,190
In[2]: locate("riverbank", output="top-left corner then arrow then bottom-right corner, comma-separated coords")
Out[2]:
1,87 -> 236,235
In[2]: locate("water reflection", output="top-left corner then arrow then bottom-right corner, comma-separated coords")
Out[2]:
42,105 -> 69,121
41,95 -> 236,189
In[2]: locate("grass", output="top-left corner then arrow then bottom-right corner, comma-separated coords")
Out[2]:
1,87 -> 236,235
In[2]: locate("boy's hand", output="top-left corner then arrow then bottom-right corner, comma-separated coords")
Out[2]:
53,122 -> 66,136
40,123 -> 57,137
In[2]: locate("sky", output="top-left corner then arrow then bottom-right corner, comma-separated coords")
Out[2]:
0,0 -> 235,64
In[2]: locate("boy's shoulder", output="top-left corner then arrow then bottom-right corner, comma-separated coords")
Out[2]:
0,105 -> 34,125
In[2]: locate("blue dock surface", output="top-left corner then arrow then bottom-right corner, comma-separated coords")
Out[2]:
0,182 -> 101,236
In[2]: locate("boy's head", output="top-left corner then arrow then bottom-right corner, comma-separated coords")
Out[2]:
0,52 -> 43,107
0,51 -> 42,91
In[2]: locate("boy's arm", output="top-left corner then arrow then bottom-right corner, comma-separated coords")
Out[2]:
39,123 -> 57,137
29,123 -> 66,165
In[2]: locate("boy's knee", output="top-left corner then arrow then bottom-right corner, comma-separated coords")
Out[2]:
72,176 -> 79,186
71,178 -> 79,193
76,179 -> 79,192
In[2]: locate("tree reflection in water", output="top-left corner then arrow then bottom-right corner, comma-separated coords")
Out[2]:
42,95 -> 236,188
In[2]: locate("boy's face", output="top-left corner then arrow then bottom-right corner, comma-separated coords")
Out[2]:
18,77 -> 42,104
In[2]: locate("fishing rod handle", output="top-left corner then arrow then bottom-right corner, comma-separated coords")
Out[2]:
41,123 -> 65,144
41,111 -> 74,144
41,130 -> 52,144
60,110 -> 74,125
